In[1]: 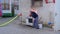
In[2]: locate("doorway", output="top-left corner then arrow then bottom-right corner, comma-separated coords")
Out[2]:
13,0 -> 19,14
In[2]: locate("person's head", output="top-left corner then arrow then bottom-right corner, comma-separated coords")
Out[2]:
31,7 -> 36,10
31,7 -> 36,12
30,7 -> 38,14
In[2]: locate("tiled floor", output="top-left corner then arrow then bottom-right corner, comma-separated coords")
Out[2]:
0,17 -> 60,34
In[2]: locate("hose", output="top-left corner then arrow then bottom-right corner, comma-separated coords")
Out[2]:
0,15 -> 18,27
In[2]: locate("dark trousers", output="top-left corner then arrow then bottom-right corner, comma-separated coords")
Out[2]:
33,17 -> 39,29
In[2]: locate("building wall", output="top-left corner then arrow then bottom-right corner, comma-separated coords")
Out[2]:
1,0 -> 55,24
19,0 -> 55,24
19,0 -> 31,21
54,0 -> 60,31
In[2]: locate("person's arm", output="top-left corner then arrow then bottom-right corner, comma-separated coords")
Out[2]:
32,18 -> 35,23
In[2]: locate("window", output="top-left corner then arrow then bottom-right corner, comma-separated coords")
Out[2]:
2,0 -> 10,10
13,0 -> 19,10
31,0 -> 43,7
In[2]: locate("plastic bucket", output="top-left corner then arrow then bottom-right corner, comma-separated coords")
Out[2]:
39,24 -> 43,29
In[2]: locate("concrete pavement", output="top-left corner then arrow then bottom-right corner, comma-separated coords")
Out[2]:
0,17 -> 60,34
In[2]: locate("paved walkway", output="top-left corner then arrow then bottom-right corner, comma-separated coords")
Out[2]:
0,17 -> 60,34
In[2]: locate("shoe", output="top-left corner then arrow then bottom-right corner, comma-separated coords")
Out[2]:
32,26 -> 34,28
36,28 -> 39,29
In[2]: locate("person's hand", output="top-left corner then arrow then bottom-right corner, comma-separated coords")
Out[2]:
18,13 -> 22,16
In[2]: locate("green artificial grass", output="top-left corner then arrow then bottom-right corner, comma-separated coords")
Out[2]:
2,13 -> 12,17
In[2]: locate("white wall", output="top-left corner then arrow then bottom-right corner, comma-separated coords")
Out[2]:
54,0 -> 60,31
19,0 -> 31,21
41,0 -> 55,24
19,0 -> 55,23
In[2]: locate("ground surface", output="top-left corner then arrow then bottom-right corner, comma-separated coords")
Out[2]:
0,17 -> 60,34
